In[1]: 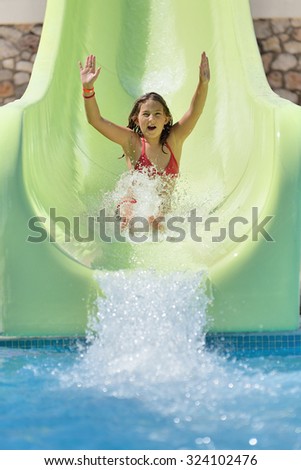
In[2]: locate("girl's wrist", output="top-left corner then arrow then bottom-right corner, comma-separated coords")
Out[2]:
83,86 -> 94,93
82,86 -> 95,99
199,78 -> 209,86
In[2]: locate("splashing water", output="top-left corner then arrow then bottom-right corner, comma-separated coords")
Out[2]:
100,169 -> 225,243
103,170 -> 164,224
53,267 -> 301,450
62,269 -> 211,398
61,173 -> 223,401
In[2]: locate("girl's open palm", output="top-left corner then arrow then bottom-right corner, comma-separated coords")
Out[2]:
79,54 -> 101,89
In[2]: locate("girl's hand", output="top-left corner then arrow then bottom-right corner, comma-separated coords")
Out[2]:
78,54 -> 101,89
199,51 -> 210,84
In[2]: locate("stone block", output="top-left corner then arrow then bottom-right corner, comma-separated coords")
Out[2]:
292,28 -> 301,42
261,53 -> 273,73
0,81 -> 14,98
0,26 -> 22,43
284,41 -> 301,54
13,71 -> 30,86
271,19 -> 291,35
18,34 -> 40,53
268,71 -> 283,89
0,38 -> 19,60
271,53 -> 298,72
262,36 -> 281,53
285,71 -> 301,91
0,69 -> 13,81
16,60 -> 33,73
253,20 -> 272,40
2,58 -> 14,69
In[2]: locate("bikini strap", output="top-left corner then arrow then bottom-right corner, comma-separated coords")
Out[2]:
165,141 -> 177,163
165,141 -> 172,153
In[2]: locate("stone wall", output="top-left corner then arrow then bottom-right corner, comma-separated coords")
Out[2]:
1,20 -> 301,106
254,18 -> 301,105
0,24 -> 41,105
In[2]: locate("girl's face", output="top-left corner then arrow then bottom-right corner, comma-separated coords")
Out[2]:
135,99 -> 169,140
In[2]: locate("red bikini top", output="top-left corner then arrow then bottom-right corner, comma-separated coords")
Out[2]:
134,137 -> 179,177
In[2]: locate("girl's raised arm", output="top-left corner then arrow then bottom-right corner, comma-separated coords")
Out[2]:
171,52 -> 210,144
79,55 -> 134,151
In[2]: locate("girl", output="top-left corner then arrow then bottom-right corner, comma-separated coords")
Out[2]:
79,53 -> 210,229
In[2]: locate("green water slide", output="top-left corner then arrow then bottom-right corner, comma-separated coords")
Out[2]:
1,0 -> 301,336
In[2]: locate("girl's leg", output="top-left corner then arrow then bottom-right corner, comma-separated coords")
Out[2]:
115,198 -> 137,229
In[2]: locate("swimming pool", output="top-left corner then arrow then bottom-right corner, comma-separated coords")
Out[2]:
1,341 -> 301,450
1,270 -> 301,451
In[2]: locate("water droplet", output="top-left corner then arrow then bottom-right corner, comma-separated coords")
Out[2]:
195,436 -> 211,445
249,438 -> 257,446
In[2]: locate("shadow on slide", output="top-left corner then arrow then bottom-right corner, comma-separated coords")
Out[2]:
1,0 -> 301,336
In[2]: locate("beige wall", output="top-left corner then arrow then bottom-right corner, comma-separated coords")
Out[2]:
250,0 -> 301,18
0,0 -> 46,24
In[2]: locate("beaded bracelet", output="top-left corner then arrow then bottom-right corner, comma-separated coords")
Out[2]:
82,87 -> 94,93
83,92 -> 95,99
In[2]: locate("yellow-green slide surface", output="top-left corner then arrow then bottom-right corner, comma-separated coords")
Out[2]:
1,0 -> 301,336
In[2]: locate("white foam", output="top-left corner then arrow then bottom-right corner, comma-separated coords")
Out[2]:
100,170 -> 224,243
62,269 -> 211,397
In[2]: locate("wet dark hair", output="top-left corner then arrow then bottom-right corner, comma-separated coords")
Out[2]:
120,92 -> 173,158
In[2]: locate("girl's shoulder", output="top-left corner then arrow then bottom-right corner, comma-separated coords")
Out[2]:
167,125 -> 179,145
123,132 -> 142,167
166,128 -> 178,149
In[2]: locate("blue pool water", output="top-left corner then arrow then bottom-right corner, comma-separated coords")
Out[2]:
1,270 -> 301,450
